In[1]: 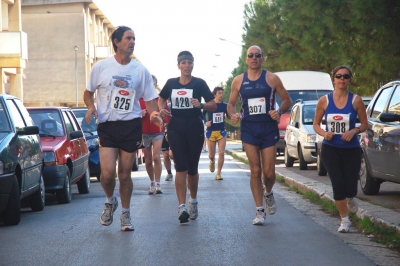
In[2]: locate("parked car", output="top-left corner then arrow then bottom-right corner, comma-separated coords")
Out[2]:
359,81 -> 400,195
71,107 -> 144,181
284,100 -> 317,170
315,96 -> 372,176
27,107 -> 90,204
275,71 -> 334,155
0,95 -> 45,225
71,108 -> 101,181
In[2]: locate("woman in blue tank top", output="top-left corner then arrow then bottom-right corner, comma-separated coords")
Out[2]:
313,65 -> 368,233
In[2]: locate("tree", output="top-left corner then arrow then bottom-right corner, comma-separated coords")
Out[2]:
239,0 -> 400,95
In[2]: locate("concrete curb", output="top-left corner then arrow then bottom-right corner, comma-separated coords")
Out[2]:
226,149 -> 400,234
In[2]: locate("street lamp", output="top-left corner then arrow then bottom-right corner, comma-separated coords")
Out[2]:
74,45 -> 79,107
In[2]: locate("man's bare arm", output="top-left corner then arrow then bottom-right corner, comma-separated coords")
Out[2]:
227,75 -> 242,124
83,90 -> 97,124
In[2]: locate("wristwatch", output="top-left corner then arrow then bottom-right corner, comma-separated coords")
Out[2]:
200,103 -> 204,109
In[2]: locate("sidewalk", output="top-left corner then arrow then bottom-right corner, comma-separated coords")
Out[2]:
225,143 -> 400,234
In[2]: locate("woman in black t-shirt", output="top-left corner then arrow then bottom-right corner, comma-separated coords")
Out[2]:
158,51 -> 216,224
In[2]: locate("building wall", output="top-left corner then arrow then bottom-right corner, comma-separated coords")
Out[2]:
22,3 -> 85,106
21,0 -> 113,107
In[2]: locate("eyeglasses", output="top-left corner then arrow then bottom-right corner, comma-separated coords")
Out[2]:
247,53 -> 262,58
335,74 -> 351,79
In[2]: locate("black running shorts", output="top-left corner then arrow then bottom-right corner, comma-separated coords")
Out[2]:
97,118 -> 142,153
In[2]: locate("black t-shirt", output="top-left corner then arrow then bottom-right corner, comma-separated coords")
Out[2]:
159,77 -> 214,118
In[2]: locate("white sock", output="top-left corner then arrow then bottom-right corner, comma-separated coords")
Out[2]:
265,191 -> 273,196
341,216 -> 350,222
106,196 -> 115,204
156,182 -> 160,186
179,204 -> 186,208
151,181 -> 155,185
257,206 -> 264,211
122,208 -> 130,214
190,198 -> 198,203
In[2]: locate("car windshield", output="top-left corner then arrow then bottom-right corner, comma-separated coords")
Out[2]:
0,103 -> 11,132
72,109 -> 97,133
302,105 -> 316,125
276,90 -> 332,113
28,110 -> 65,137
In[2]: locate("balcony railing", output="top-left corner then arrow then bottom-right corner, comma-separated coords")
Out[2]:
96,46 -> 110,59
0,31 -> 28,60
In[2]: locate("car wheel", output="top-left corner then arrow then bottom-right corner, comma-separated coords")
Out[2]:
132,155 -> 139,171
359,153 -> 380,195
317,152 -> 327,176
56,168 -> 72,204
284,146 -> 294,167
2,176 -> 21,225
298,146 -> 307,170
77,166 -> 90,194
96,173 -> 101,182
30,174 -> 45,212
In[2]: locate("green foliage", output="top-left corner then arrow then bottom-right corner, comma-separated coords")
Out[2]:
234,0 -> 400,95
351,215 -> 400,252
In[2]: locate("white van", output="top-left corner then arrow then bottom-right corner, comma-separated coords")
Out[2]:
274,71 -> 334,154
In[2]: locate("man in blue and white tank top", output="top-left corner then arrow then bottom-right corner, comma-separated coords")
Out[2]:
227,45 -> 292,225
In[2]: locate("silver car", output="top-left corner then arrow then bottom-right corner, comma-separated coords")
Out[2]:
284,100 -> 317,170
360,81 -> 400,195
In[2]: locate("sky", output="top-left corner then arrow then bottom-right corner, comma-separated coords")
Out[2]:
96,0 -> 251,90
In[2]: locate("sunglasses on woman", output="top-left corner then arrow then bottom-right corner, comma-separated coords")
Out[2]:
247,53 -> 262,58
335,74 -> 351,79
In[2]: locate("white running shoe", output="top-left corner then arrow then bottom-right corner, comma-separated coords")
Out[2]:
120,212 -> 134,231
100,197 -> 118,226
338,220 -> 352,233
347,198 -> 358,213
178,206 -> 189,224
264,192 -> 277,215
148,183 -> 156,194
165,174 -> 173,181
155,184 -> 163,194
252,209 -> 266,225
189,201 -> 198,220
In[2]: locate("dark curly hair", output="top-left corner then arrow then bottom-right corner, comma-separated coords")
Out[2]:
111,26 -> 133,53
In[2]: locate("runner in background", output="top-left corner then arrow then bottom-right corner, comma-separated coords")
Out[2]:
139,74 -> 165,194
203,86 -> 230,180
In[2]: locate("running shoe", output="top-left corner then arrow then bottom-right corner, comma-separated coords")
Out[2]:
215,173 -> 223,180
338,220 -> 352,233
189,201 -> 198,220
165,174 -> 173,181
209,161 -> 215,173
155,184 -> 163,194
252,209 -> 266,225
120,212 -> 135,231
264,192 -> 276,215
178,206 -> 190,224
347,198 -> 358,213
148,183 -> 156,194
100,197 -> 118,226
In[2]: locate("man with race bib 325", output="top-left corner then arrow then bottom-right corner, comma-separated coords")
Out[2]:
84,26 -> 161,231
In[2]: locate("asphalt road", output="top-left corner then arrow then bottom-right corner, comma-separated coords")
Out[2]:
0,143 -> 399,265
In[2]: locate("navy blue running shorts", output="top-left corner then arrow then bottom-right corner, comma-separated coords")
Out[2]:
241,120 -> 279,149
